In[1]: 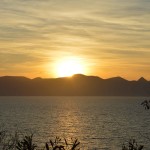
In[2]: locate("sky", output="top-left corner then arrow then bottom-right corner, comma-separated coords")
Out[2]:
0,0 -> 150,80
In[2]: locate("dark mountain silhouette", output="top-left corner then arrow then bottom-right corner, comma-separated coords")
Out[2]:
138,77 -> 147,83
0,74 -> 150,96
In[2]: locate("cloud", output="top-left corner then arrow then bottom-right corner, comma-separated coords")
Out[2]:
0,0 -> 150,79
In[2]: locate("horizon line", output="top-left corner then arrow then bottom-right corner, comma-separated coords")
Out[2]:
0,74 -> 148,82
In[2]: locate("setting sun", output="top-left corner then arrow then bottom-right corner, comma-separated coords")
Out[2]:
55,57 -> 85,77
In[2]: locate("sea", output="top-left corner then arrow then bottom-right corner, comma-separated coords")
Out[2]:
0,96 -> 150,150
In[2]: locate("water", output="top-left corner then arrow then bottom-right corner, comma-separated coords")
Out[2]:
0,96 -> 150,149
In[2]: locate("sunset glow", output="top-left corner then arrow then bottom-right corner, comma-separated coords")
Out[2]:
55,57 -> 85,77
0,0 -> 150,80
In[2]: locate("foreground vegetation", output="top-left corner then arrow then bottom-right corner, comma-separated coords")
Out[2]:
0,130 -> 80,150
0,129 -> 145,150
0,100 -> 149,150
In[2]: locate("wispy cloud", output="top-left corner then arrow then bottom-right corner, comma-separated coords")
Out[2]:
0,0 -> 150,79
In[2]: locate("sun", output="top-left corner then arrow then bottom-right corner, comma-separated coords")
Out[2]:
55,57 -> 85,77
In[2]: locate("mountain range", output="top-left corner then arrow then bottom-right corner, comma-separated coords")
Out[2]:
0,74 -> 150,96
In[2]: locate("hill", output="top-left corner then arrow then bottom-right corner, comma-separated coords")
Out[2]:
0,74 -> 150,96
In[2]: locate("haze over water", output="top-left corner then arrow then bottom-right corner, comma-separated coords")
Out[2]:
0,96 -> 149,149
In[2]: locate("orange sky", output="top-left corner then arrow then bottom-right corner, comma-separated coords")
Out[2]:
0,0 -> 150,80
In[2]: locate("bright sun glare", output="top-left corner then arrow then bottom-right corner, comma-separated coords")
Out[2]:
55,57 -> 84,77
